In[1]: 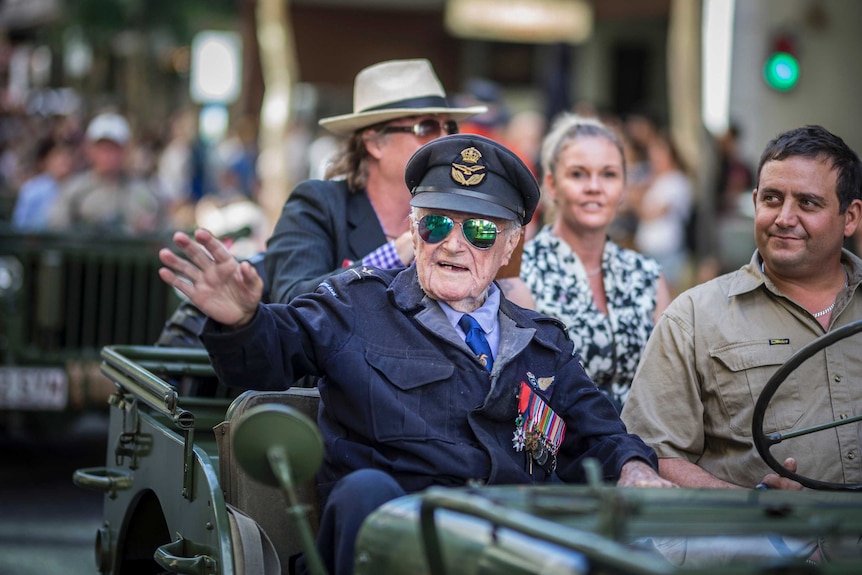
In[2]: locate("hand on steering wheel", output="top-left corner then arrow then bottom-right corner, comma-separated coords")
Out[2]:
756,457 -> 803,490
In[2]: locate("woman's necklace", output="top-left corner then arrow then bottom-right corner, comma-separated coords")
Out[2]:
586,267 -> 602,278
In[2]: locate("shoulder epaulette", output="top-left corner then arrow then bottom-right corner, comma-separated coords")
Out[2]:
319,266 -> 395,299
344,266 -> 383,283
534,314 -> 567,333
342,265 -> 390,285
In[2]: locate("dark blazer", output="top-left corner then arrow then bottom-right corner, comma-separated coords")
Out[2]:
202,265 -> 658,501
264,180 -> 387,303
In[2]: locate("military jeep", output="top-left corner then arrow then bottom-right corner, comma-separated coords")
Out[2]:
74,323 -> 862,575
0,228 -> 179,433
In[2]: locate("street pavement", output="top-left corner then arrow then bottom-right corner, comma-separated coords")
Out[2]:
0,412 -> 109,575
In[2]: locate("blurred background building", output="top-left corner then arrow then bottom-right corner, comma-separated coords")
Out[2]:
0,0 -> 859,282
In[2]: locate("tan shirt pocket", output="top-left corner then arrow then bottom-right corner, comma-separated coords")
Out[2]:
709,341 -> 801,436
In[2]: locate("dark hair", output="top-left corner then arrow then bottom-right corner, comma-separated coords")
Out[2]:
756,125 -> 862,213
34,137 -> 60,164
652,129 -> 691,175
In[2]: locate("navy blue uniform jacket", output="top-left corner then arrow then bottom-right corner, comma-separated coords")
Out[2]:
202,265 -> 657,497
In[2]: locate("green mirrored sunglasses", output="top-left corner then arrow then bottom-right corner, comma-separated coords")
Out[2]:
417,214 -> 499,250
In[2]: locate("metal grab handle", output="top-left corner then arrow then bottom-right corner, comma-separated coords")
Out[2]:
154,536 -> 216,575
72,467 -> 133,499
418,488 -> 672,575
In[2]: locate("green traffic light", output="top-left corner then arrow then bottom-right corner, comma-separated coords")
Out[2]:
764,52 -> 799,91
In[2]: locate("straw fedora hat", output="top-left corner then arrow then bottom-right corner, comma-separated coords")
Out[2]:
318,59 -> 487,136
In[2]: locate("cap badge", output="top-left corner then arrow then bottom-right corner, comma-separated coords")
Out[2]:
451,147 -> 486,186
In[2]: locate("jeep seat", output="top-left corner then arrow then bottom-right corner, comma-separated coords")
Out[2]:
215,388 -> 322,573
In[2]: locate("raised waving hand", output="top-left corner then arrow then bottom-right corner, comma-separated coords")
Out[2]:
159,229 -> 263,329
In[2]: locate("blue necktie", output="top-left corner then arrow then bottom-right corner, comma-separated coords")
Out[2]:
459,314 -> 493,372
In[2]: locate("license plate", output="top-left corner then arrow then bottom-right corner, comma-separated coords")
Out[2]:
0,367 -> 68,410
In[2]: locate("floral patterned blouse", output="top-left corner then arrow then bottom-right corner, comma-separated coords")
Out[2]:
521,225 -> 662,410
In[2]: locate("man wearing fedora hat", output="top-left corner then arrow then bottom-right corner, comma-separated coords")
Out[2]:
265,58 -> 486,304
160,133 -> 674,575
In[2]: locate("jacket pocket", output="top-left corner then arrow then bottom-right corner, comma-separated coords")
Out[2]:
710,341 -> 801,436
365,349 -> 455,440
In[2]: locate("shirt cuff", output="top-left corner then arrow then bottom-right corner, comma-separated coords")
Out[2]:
361,241 -> 402,269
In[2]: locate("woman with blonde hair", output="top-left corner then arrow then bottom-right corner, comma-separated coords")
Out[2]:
521,114 -> 671,410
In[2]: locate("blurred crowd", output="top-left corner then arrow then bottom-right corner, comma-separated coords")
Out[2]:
0,106 -> 267,256
0,77 -> 766,295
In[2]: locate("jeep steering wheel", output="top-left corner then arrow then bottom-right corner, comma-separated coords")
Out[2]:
752,318 -> 862,491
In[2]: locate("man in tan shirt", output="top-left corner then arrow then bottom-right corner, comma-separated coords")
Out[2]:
623,124 -> 862,490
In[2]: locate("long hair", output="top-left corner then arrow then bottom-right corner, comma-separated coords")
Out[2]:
324,130 -> 371,193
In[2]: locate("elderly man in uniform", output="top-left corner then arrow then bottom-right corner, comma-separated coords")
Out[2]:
264,58 -> 533,308
265,58 -> 486,303
159,134 -> 673,575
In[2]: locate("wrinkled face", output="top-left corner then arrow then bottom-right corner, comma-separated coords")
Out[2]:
366,114 -> 456,184
547,136 -> 625,232
754,156 -> 860,278
412,208 -> 520,312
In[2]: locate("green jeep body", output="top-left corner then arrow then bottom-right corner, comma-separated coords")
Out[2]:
75,345 -> 862,575
0,229 -> 179,426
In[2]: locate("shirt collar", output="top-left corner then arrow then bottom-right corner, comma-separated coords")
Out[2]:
728,248 -> 862,298
725,250 -> 768,298
439,283 -> 501,335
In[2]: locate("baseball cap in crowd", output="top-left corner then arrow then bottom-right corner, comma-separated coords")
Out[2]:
406,133 -> 540,225
318,59 -> 487,136
86,113 -> 131,145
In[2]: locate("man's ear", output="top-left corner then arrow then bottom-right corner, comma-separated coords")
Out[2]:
844,199 -> 862,238
494,228 -> 524,280
501,227 -> 523,263
409,217 -> 421,252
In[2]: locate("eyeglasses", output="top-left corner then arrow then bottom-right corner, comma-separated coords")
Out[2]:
417,214 -> 499,250
379,119 -> 459,139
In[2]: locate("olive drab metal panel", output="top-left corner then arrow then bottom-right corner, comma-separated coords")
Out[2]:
0,229 -> 180,412
78,345 -> 862,575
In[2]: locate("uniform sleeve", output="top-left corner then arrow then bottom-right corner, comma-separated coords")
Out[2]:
537,322 -> 659,483
555,383 -> 659,482
621,301 -> 705,461
200,280 -> 355,390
